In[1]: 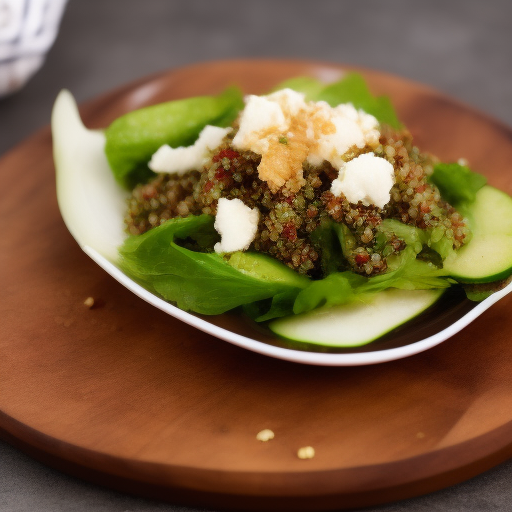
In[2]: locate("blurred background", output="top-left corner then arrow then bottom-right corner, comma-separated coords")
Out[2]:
1,0 -> 511,511
2,0 -> 512,155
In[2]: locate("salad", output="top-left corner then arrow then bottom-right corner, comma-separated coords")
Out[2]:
52,73 -> 512,349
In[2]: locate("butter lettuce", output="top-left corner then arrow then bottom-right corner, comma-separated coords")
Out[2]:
105,86 -> 244,188
273,72 -> 402,129
293,272 -> 366,314
111,76 -> 477,322
429,162 -> 487,207
119,215 -> 309,315
292,248 -> 451,315
270,76 -> 326,101
289,220 -> 454,315
119,214 -> 453,320
375,219 -> 456,260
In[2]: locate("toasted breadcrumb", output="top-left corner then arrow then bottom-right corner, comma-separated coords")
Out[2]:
297,446 -> 315,459
256,429 -> 275,442
83,297 -> 95,308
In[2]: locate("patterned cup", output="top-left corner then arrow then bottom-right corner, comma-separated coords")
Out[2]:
0,0 -> 67,97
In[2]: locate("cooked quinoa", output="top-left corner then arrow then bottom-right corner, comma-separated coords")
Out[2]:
125,122 -> 469,278
125,171 -> 201,236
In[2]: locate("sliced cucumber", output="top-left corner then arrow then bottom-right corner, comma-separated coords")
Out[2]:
269,289 -> 444,347
52,90 -> 128,262
443,186 -> 512,283
226,251 -> 309,289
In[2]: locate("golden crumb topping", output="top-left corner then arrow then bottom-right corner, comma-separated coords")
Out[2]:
232,89 -> 379,194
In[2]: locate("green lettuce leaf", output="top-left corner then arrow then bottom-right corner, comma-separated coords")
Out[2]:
270,76 -> 325,101
253,289 -> 302,322
310,220 -> 361,277
316,73 -> 402,129
293,272 -> 367,314
375,219 -> 456,261
310,220 -> 345,275
272,73 -> 402,129
119,215 -> 308,315
118,216 -> 452,318
105,86 -> 244,188
362,248 -> 452,292
376,219 -> 426,254
292,247 -> 451,315
429,162 -> 487,207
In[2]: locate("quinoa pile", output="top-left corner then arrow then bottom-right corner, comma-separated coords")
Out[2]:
125,125 -> 469,278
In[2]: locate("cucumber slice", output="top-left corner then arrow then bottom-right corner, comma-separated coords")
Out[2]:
52,90 -> 128,262
443,186 -> 512,283
269,289 -> 444,347
226,251 -> 309,289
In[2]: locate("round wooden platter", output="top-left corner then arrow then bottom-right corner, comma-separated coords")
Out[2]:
1,60 -> 512,511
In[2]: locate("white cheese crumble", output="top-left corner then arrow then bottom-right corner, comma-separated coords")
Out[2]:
265,88 -> 306,117
214,198 -> 260,254
230,88 -> 382,196
307,103 -> 380,169
331,153 -> 395,208
232,94 -> 288,154
148,125 -> 231,174
231,88 -> 379,170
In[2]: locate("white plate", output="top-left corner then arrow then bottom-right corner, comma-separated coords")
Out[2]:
52,89 -> 512,366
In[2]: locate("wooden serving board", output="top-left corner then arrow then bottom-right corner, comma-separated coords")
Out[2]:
1,60 -> 512,511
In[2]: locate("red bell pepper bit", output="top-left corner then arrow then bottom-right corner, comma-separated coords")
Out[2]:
355,252 -> 370,265
281,222 -> 298,242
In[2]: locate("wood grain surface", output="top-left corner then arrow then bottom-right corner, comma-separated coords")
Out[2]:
1,60 -> 512,511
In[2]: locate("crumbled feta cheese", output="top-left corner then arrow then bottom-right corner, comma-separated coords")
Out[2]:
148,125 -> 231,174
214,198 -> 260,253
265,88 -> 306,117
307,103 -> 380,169
232,89 -> 306,156
230,88 -> 381,193
331,153 -> 395,208
232,94 -> 288,154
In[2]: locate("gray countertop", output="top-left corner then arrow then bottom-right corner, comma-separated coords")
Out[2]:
1,1 -> 511,510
